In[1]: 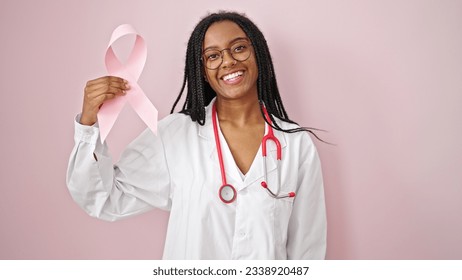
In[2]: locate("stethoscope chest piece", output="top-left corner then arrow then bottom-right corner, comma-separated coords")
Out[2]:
219,184 -> 237,203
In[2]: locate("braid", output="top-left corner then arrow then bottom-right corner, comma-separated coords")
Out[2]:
171,11 -> 326,142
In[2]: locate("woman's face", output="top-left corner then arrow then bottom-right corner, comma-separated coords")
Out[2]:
202,20 -> 259,101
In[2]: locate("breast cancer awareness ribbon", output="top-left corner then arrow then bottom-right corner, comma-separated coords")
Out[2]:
97,24 -> 158,143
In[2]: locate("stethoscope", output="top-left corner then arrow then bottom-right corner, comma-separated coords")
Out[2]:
212,103 -> 296,204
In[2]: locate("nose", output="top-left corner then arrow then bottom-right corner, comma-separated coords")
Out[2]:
220,49 -> 236,68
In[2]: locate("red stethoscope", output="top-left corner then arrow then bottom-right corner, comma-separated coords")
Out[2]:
212,103 -> 296,204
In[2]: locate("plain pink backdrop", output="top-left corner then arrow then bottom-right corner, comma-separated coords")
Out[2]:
0,0 -> 461,259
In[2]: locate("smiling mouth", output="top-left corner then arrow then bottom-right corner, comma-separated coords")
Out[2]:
222,71 -> 244,82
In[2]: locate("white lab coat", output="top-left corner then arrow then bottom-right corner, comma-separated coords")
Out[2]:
66,99 -> 326,259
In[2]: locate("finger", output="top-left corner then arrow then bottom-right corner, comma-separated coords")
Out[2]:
89,92 -> 119,109
86,86 -> 126,99
86,82 -> 127,95
86,75 -> 125,86
86,81 -> 128,93
85,77 -> 127,90
86,76 -> 127,87
86,79 -> 130,92
108,79 -> 130,90
85,89 -> 125,107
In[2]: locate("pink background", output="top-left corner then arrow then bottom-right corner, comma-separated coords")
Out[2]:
1,0 -> 461,259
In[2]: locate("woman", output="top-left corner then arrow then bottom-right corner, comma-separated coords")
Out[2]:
67,11 -> 326,259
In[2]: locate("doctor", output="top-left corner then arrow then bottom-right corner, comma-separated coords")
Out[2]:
67,11 -> 326,259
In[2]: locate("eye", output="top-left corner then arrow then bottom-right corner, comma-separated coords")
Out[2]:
233,44 -> 247,53
205,51 -> 220,61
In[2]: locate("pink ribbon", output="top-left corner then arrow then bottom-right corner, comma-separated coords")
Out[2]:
97,24 -> 158,143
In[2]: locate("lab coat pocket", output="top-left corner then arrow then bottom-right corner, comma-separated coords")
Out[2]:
273,187 -> 295,219
273,183 -> 295,255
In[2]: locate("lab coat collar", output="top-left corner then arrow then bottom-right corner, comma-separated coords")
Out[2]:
197,98 -> 215,141
198,98 -> 287,190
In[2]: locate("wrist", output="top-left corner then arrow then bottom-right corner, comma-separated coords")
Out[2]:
79,113 -> 97,126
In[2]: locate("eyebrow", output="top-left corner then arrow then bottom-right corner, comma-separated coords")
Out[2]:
203,37 -> 250,52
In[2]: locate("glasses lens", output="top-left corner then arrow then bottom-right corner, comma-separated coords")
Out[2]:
204,50 -> 222,70
231,41 -> 251,62
203,41 -> 252,70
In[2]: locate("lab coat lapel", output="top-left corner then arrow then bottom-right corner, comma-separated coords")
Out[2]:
198,100 -> 288,190
243,121 -> 287,188
198,99 -> 242,185
198,102 -> 216,158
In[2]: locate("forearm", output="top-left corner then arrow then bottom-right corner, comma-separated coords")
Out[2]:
66,116 -> 159,221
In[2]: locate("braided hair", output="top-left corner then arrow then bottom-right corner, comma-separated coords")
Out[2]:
171,11 -> 323,139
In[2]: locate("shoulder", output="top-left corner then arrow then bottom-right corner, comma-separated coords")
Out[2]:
274,118 -> 315,143
157,112 -> 201,136
158,112 -> 192,132
274,118 -> 300,131
135,113 -> 194,144
274,118 -> 318,158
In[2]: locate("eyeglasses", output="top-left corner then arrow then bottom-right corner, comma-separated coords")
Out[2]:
203,40 -> 253,70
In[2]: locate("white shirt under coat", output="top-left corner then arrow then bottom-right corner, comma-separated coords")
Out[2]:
66,99 -> 327,259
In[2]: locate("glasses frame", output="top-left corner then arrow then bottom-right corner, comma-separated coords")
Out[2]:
202,40 -> 253,70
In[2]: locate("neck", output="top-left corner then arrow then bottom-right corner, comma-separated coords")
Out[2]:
215,95 -> 263,127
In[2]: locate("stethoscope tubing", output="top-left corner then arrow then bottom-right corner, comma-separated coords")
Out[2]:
212,102 -> 295,203
212,104 -> 228,187
212,104 -> 237,204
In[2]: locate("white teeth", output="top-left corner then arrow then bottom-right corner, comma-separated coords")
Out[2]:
223,71 -> 243,81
